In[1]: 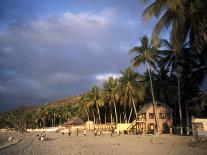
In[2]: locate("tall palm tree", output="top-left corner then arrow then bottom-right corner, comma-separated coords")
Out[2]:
103,77 -> 119,125
130,35 -> 160,134
160,39 -> 191,135
89,86 -> 104,124
119,68 -> 144,121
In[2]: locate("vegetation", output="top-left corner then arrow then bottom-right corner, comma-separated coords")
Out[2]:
0,0 -> 206,135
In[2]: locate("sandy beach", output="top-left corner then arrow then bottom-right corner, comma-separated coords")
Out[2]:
0,131 -> 207,155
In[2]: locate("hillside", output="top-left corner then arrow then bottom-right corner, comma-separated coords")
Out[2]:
47,96 -> 81,107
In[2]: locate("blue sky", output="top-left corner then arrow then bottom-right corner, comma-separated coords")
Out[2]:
0,0 -> 158,111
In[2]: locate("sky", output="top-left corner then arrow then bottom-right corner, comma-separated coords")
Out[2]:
0,0 -> 158,112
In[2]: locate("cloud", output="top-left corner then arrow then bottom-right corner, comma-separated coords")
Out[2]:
96,73 -> 121,82
0,8 -> 141,111
0,0 -> 158,111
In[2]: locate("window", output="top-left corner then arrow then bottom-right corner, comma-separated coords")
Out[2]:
149,113 -> 154,119
159,113 -> 165,119
165,113 -> 170,119
159,113 -> 171,119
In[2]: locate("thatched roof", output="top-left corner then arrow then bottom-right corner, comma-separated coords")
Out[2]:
137,101 -> 173,116
64,117 -> 85,125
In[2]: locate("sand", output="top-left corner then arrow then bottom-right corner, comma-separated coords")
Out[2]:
0,131 -> 207,155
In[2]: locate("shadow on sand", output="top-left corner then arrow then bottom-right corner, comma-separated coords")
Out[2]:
0,138 -> 24,152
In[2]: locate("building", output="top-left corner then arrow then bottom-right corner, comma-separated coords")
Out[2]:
128,102 -> 173,134
63,117 -> 85,127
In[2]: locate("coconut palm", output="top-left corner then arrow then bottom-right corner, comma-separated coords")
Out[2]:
103,77 -> 119,124
141,0 -> 207,57
89,86 -> 104,124
160,39 -> 192,135
79,92 -> 93,122
130,35 -> 160,134
119,68 -> 144,121
36,106 -> 49,128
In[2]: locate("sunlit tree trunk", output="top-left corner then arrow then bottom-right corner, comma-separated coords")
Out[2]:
132,98 -> 138,119
146,61 -> 158,135
96,104 -> 101,124
113,101 -> 118,125
128,108 -> 133,123
92,110 -> 95,125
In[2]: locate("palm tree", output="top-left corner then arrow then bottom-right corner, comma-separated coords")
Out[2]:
37,106 -> 49,128
89,86 -> 104,124
103,77 -> 119,125
53,108 -> 60,127
160,39 -> 191,135
119,68 -> 144,121
130,35 -> 160,134
141,0 -> 207,51
79,92 -> 92,122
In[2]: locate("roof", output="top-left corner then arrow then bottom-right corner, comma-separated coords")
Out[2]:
64,117 -> 85,125
137,101 -> 173,116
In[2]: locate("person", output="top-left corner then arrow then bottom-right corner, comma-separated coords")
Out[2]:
76,128 -> 79,136
83,129 -> 87,136
98,129 -> 102,136
68,128 -> 72,136
61,129 -> 65,136
111,127 -> 115,137
94,128 -> 97,136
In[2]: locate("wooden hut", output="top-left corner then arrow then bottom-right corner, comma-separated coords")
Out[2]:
64,117 -> 85,128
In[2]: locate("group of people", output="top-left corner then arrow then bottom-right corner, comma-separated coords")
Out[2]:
36,132 -> 47,141
60,126 -> 116,137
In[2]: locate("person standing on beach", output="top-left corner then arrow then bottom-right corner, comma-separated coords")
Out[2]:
94,128 -> 97,136
111,127 -> 115,137
76,128 -> 79,136
68,128 -> 72,136
83,129 -> 87,136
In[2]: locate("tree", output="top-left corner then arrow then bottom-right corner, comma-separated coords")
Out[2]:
119,68 -> 144,122
89,86 -> 104,124
142,0 -> 207,51
79,92 -> 93,121
130,35 -> 159,134
103,77 -> 119,125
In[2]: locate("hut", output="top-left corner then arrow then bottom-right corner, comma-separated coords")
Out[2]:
64,117 -> 85,128
128,102 -> 173,134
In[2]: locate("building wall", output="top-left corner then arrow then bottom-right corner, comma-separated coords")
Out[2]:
145,105 -> 173,132
194,118 -> 207,131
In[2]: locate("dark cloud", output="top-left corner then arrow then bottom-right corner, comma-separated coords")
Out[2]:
0,0 -> 155,111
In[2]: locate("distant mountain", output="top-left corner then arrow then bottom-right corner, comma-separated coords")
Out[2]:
4,96 -> 81,113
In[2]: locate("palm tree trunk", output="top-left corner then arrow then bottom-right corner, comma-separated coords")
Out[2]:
128,108 -> 133,123
120,114 -> 122,123
124,106 -> 127,123
96,104 -> 101,124
85,109 -> 90,122
177,71 -> 183,135
146,61 -> 158,135
113,101 -> 118,125
132,98 -> 138,119
105,112 -> 106,125
110,108 -> 113,124
54,116 -> 56,126
92,110 -> 95,125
